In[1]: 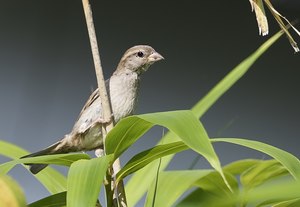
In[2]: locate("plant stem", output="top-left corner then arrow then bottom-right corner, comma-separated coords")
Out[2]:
81,0 -> 127,206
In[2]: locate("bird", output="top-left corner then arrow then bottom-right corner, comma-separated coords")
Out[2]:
21,45 -> 164,174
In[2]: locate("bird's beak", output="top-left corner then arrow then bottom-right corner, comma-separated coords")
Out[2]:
148,52 -> 164,63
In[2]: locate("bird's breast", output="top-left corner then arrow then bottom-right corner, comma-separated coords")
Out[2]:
109,73 -> 140,122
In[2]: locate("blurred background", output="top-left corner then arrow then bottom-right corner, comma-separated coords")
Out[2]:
0,0 -> 299,204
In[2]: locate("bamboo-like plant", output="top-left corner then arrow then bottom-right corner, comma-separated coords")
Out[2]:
0,1 -> 300,207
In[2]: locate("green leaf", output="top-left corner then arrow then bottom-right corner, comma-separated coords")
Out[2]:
137,111 -> 228,187
0,140 -> 29,158
241,159 -> 288,189
258,198 -> 300,207
176,188 -> 226,207
212,138 -> 300,180
194,171 -> 238,196
0,153 -> 91,174
272,198 -> 300,207
126,30 -> 283,206
223,159 -> 262,175
67,155 -> 113,207
191,30 -> 283,119
108,110 -> 229,192
145,170 -> 212,207
0,140 -> 67,194
107,109 -> 230,204
28,191 -> 66,207
176,172 -> 238,207
116,142 -> 189,183
242,179 -> 300,206
105,117 -> 153,158
34,168 -> 68,194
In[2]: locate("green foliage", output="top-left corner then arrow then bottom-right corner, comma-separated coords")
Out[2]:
1,30 -> 299,207
126,27 -> 285,207
67,155 -> 112,207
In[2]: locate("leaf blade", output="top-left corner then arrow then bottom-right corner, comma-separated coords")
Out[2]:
125,31 -> 284,206
212,138 -> 300,180
0,140 -> 67,194
67,155 -> 112,207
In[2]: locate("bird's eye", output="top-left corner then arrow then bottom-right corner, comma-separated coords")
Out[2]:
137,51 -> 144,58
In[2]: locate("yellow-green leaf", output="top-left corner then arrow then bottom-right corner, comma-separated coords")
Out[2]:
67,155 -> 113,207
126,30 -> 283,207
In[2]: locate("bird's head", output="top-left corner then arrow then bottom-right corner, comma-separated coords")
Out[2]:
115,45 -> 164,75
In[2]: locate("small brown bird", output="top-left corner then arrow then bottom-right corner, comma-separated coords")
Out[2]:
22,45 -> 164,174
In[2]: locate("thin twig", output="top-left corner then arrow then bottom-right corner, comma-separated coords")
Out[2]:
81,0 -> 127,206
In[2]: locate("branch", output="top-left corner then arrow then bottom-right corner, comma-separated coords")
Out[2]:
81,0 -> 127,206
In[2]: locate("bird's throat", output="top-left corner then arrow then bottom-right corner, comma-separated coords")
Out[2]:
108,72 -> 140,122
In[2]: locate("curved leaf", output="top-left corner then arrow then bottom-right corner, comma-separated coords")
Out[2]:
126,30 -> 284,206
107,110 -> 228,189
67,155 -> 113,207
0,153 -> 91,174
116,141 -> 189,183
105,117 -> 153,158
241,159 -> 288,189
223,159 -> 262,175
0,140 -> 67,194
28,191 -> 66,207
212,138 -> 300,180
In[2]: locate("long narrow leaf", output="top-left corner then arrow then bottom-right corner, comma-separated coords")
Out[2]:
116,141 -> 189,183
105,117 -> 154,158
126,29 -> 284,206
240,160 -> 288,189
223,159 -> 262,175
212,138 -> 300,180
0,140 -> 67,194
28,191 -> 66,207
67,155 -> 112,207
137,111 -> 230,190
145,170 -> 212,207
107,110 -> 228,191
0,153 -> 91,174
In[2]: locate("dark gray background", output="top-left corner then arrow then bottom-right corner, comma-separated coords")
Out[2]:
0,0 -> 299,204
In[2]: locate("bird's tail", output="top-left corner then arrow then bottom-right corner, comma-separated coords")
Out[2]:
21,140 -> 63,174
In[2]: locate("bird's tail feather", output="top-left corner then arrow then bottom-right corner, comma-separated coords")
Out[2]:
21,140 -> 62,174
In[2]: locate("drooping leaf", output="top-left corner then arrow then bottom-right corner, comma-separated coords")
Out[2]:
223,159 -> 262,175
241,159 -> 288,189
126,30 -> 284,206
0,140 -> 67,194
107,110 -> 229,191
0,153 -> 91,174
212,138 -> 300,180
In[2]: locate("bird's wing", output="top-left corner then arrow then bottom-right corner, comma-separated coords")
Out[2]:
72,80 -> 110,134
78,88 -> 100,118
